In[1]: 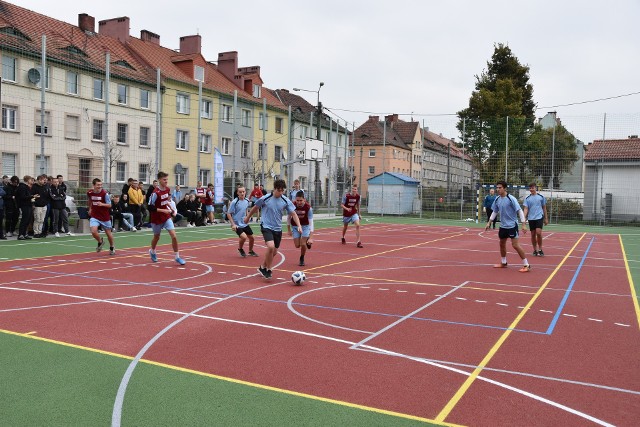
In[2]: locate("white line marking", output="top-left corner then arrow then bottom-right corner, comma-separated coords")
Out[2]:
397,290 -> 408,293
416,292 -> 426,295
475,300 -> 487,303
378,288 -> 389,291
455,297 -> 467,301
563,314 -> 577,318
588,318 -> 603,322
615,323 -> 630,327
496,303 -> 508,306
540,310 -> 553,313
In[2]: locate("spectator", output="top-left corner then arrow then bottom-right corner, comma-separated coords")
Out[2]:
3,176 -> 19,237
16,176 -> 34,240
56,174 -> 69,233
49,177 -> 72,237
172,185 -> 182,203
177,194 -> 196,227
111,194 -> 136,232
121,177 -> 134,198
31,174 -> 50,238
127,180 -> 144,228
0,181 -> 5,239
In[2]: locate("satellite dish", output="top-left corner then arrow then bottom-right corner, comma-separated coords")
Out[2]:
281,152 -> 287,161
27,68 -> 41,84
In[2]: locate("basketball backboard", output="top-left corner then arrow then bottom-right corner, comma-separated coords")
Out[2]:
304,138 -> 324,162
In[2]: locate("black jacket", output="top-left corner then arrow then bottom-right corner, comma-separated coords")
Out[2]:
16,182 -> 33,208
49,185 -> 66,210
3,183 -> 17,211
31,183 -> 50,207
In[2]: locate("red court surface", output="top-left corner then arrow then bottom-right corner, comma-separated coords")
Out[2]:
1,225 -> 639,426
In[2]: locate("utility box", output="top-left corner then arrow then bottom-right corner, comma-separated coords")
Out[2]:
367,172 -> 420,215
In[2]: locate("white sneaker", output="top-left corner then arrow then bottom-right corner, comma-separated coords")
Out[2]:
6,232 -> 12,237
132,227 -> 137,232
55,232 -> 60,238
66,232 -> 74,236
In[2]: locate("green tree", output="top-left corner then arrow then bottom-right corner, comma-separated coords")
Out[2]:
456,43 -> 536,183
525,123 -> 579,188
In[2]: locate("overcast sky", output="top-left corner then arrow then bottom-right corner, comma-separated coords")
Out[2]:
14,0 -> 640,143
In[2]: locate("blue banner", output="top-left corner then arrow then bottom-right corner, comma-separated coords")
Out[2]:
214,148 -> 224,203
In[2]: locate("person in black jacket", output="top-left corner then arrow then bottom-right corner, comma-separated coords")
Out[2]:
31,174 -> 50,238
16,176 -> 34,240
49,177 -> 71,236
0,181 -> 5,239
56,174 -> 69,233
3,176 -> 19,237
177,194 -> 196,227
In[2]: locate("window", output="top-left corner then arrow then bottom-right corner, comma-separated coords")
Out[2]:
93,78 -> 104,100
253,84 -> 261,98
140,89 -> 150,109
139,127 -> 150,147
222,104 -> 232,122
194,65 -> 205,82
1,55 -> 16,82
201,99 -> 212,119
200,169 -> 211,186
241,109 -> 251,127
259,112 -> 268,130
117,123 -> 128,144
221,137 -> 231,155
200,134 -> 212,153
1,105 -> 18,131
368,166 -> 375,175
176,130 -> 189,150
138,164 -> 149,184
258,143 -> 267,160
35,66 -> 50,90
34,155 -> 50,175
338,134 -> 343,147
175,168 -> 187,186
92,119 -> 105,141
65,114 -> 80,139
274,146 -> 282,162
349,149 -> 355,158
117,84 -> 128,104
66,71 -> 79,95
241,140 -> 250,158
300,125 -> 308,139
116,162 -> 127,182
2,152 -> 17,176
275,117 -> 283,134
34,110 -> 51,135
176,93 -> 190,114
369,149 -> 376,157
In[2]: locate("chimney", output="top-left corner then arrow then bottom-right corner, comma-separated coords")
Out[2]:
141,30 -> 160,45
369,115 -> 379,122
179,35 -> 201,54
98,17 -> 130,42
78,13 -> 95,33
218,51 -> 242,89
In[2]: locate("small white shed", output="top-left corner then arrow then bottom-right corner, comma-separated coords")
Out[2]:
367,172 -> 420,214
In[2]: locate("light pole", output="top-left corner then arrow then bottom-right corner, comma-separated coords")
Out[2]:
293,82 -> 324,208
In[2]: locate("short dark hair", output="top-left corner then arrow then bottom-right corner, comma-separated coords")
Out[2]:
274,179 -> 286,190
56,175 -> 63,179
528,182 -> 537,188
496,180 -> 507,189
92,178 -> 102,185
157,171 -> 168,179
296,190 -> 305,198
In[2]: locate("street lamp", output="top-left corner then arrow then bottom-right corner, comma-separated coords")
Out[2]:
293,82 -> 324,207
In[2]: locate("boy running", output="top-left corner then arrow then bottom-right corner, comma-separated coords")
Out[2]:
87,178 -> 115,255
341,184 -> 363,248
288,191 -> 313,266
227,185 -> 259,257
148,172 -> 186,265
485,180 -> 530,272
245,179 -> 301,279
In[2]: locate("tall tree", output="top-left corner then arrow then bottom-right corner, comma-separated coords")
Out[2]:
457,43 -> 536,183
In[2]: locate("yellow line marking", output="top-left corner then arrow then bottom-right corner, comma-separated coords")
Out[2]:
619,234 -> 640,330
305,233 -> 466,272
25,331 -> 37,335
435,233 -> 586,423
0,327 -> 457,426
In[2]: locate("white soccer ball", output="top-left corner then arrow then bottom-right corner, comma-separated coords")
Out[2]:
291,271 -> 306,286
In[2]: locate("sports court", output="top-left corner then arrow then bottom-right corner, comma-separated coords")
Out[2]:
1,217 -> 639,426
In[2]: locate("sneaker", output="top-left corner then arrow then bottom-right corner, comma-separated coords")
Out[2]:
55,232 -> 60,238
175,257 -> 186,265
132,227 -> 138,232
238,248 -> 247,257
306,241 -> 312,250
109,248 -> 116,256
257,266 -> 269,279
537,250 -> 544,257
519,265 -> 531,273
6,232 -> 13,237
96,237 -> 104,252
149,250 -> 158,262
66,232 -> 74,236
248,250 -> 259,257
494,263 -> 508,268
356,241 -> 363,248
266,269 -> 273,279
341,237 -> 346,245
17,235 -> 25,240
299,256 -> 305,266
533,250 -> 539,256
25,235 -> 32,240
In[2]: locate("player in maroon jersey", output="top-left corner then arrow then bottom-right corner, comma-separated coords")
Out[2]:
204,183 -> 216,225
287,190 -> 314,266
87,178 -> 115,255
341,184 -> 363,248
148,172 -> 186,265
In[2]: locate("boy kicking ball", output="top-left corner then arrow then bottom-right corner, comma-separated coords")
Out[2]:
148,172 -> 186,265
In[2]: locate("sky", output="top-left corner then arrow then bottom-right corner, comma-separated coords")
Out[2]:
13,0 -> 640,143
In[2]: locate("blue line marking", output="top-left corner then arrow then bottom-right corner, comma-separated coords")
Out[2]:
546,236 -> 595,335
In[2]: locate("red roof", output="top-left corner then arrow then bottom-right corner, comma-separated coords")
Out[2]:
585,138 -> 640,161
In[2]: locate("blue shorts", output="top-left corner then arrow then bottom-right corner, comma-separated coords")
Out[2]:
292,225 -> 311,239
90,218 -> 112,229
151,218 -> 175,235
205,205 -> 214,213
343,213 -> 360,224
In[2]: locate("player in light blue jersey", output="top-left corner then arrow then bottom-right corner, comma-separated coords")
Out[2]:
245,179 -> 302,279
523,182 -> 548,257
227,185 -> 258,258
485,180 -> 530,272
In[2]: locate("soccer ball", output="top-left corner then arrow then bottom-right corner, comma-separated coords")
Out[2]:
291,271 -> 306,285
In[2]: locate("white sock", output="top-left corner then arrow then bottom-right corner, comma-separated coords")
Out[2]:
523,258 -> 529,266
174,252 -> 180,258
501,257 -> 507,264
150,249 -> 156,254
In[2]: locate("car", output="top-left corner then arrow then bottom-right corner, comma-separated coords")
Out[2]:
65,195 -> 77,214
